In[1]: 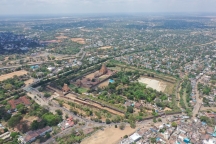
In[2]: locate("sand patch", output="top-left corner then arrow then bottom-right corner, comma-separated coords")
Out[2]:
0,70 -> 28,82
81,126 -> 135,144
98,46 -> 112,50
138,77 -> 166,92
71,38 -> 86,44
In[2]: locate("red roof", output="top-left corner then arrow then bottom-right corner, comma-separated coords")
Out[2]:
8,96 -> 31,109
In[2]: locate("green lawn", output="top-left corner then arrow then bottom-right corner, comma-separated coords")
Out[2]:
78,87 -> 88,93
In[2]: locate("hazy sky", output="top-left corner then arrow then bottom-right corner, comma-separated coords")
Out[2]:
1,0 -> 216,15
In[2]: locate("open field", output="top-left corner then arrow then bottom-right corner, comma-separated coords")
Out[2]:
71,38 -> 86,44
98,46 -> 112,50
98,80 -> 109,88
23,115 -> 38,123
200,107 -> 216,112
24,78 -> 35,86
0,70 -> 28,82
56,35 -> 68,39
85,71 -> 98,79
81,126 -> 136,144
138,77 -> 166,92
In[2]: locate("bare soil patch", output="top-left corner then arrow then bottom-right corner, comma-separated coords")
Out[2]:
98,80 -> 109,88
24,78 -> 35,86
71,38 -> 86,44
23,115 -> 38,123
138,77 -> 166,92
0,70 -> 28,82
81,126 -> 135,144
85,71 -> 98,79
98,46 -> 112,50
164,107 -> 172,111
56,35 -> 68,39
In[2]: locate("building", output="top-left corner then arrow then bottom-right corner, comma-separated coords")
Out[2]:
18,126 -> 52,144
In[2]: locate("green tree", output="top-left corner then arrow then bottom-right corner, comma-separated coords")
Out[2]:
171,122 -> 177,127
8,114 -> 22,127
150,138 -> 156,143
106,119 -> 111,124
127,106 -> 134,113
119,123 -> 126,130
55,109 -> 63,115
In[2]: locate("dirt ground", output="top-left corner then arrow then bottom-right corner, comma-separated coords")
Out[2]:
23,115 -> 38,123
56,35 -> 68,39
200,107 -> 216,112
0,70 -> 28,82
85,71 -> 99,79
98,46 -> 112,50
24,78 -> 35,86
71,38 -> 86,44
164,107 -> 172,111
81,126 -> 136,144
138,77 -> 167,92
98,80 -> 109,88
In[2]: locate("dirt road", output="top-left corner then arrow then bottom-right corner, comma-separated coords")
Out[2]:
192,75 -> 204,117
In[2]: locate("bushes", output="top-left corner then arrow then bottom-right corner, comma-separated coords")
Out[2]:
8,114 -> 22,127
42,113 -> 62,126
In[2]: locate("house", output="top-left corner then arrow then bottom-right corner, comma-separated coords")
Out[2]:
0,132 -> 11,140
18,126 -> 52,144
8,96 -> 31,110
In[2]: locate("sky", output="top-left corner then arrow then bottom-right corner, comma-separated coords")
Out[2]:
1,0 -> 216,15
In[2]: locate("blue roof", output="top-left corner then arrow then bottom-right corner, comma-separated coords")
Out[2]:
109,79 -> 115,83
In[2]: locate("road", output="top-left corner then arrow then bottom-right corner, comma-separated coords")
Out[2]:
192,69 -> 209,117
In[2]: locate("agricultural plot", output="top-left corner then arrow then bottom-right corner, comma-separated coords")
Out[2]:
71,38 -> 86,44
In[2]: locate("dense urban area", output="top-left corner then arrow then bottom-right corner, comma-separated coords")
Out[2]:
0,14 -> 215,144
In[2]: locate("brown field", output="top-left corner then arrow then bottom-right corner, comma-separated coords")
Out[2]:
23,115 -> 38,123
85,71 -> 98,79
24,78 -> 35,86
0,70 -> 28,82
98,80 -> 109,88
71,38 -> 86,44
56,35 -> 68,39
81,126 -> 136,144
98,46 -> 112,50
200,107 -> 216,112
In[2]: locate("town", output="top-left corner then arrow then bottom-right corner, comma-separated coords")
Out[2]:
0,14 -> 215,144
